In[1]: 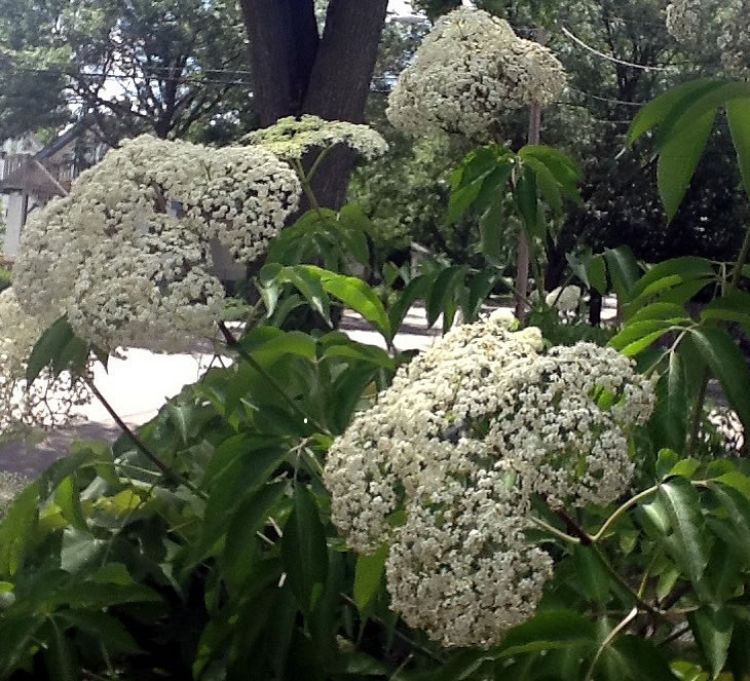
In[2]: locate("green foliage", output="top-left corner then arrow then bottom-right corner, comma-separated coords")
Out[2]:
7,63 -> 750,681
0,0 -> 250,142
0,268 -> 11,294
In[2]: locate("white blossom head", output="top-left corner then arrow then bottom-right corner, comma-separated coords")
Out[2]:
0,289 -> 90,433
324,316 -> 655,647
667,0 -> 749,75
14,135 -> 301,352
245,115 -> 388,162
386,7 -> 567,141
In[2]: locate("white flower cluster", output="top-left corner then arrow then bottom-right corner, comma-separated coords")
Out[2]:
245,115 -> 388,162
667,0 -> 750,74
14,136 -> 301,352
0,471 -> 28,517
706,407 -> 745,456
0,290 -> 90,433
325,314 -> 655,648
386,7 -> 567,141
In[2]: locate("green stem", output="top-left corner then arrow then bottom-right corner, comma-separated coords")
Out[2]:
218,322 -> 330,435
592,485 -> 660,542
530,516 -> 581,544
86,377 -> 206,498
583,607 -> 639,681
688,222 -> 750,452
591,545 -> 664,619
730,223 -> 750,289
293,158 -> 323,212
305,146 -> 333,185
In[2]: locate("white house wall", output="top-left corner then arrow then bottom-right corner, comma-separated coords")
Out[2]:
3,192 -> 26,258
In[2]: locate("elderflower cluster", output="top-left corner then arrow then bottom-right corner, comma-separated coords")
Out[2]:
667,0 -> 750,74
705,407 -> 745,457
0,290 -> 90,433
387,7 -> 567,141
245,115 -> 388,162
14,136 -> 301,353
325,314 -> 655,648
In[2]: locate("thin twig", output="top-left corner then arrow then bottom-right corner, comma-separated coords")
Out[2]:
530,516 -> 581,544
592,485 -> 660,542
217,321 -> 330,434
657,623 -> 691,647
86,378 -> 206,498
583,607 -> 639,681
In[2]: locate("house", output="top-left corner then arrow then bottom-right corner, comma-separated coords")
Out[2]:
0,121 -> 108,259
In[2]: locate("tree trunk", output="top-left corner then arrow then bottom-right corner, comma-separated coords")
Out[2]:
239,0 -> 389,209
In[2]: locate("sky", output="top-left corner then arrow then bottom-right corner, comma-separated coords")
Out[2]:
388,0 -> 416,15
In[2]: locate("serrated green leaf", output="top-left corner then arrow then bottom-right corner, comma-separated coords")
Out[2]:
658,478 -> 710,586
389,274 -> 433,334
728,98 -> 750,200
296,266 -> 390,340
610,320 -> 675,354
629,302 -> 690,324
689,327 -> 750,434
604,246 -> 641,302
497,610 -> 596,658
26,317 -> 74,384
58,610 -> 141,654
657,107 -> 717,221
44,618 -> 79,681
701,290 -> 750,332
426,265 -> 468,328
630,257 -> 715,303
281,485 -> 328,614
0,483 -> 40,578
628,79 -> 725,144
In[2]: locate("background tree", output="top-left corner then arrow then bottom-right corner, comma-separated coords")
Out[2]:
0,0 -> 251,145
239,0 -> 389,208
355,0 -> 748,278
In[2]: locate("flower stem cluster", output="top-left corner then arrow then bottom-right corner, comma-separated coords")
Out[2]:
324,314 -> 655,648
386,7 -> 567,141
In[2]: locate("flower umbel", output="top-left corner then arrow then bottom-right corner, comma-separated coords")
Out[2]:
245,115 -> 388,162
386,7 -> 567,141
324,315 -> 655,648
14,136 -> 301,353
667,0 -> 750,75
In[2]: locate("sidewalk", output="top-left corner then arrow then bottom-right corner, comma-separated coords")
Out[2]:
0,308 -> 441,476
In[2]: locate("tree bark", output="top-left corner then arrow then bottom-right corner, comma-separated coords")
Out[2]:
239,0 -> 319,125
239,0 -> 389,208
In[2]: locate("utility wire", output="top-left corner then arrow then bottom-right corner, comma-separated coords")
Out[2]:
560,24 -> 677,72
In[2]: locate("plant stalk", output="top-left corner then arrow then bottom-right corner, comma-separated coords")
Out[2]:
515,104 -> 542,320
86,378 -> 206,498
688,222 -> 750,454
217,321 -> 330,434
